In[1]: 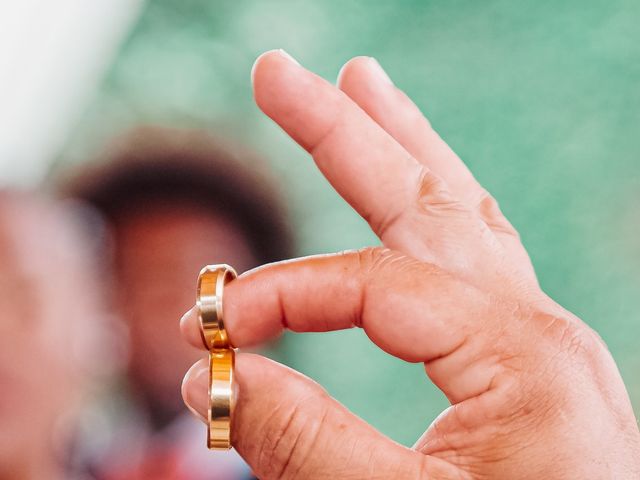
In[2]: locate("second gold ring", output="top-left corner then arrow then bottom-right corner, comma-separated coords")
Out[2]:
208,348 -> 235,449
197,264 -> 238,350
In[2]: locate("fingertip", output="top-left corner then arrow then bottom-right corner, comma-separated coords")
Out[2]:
181,353 -> 324,434
336,55 -> 373,87
250,49 -> 280,85
180,306 -> 206,350
179,306 -> 193,331
251,49 -> 302,111
182,357 -> 209,423
337,56 -> 393,91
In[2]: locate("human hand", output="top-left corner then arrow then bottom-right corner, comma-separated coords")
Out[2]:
180,50 -> 640,479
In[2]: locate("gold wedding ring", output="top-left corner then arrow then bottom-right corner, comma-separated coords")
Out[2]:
197,264 -> 237,350
208,348 -> 235,449
196,264 -> 238,450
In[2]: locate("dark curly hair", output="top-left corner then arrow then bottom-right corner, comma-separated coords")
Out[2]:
54,126 -> 295,266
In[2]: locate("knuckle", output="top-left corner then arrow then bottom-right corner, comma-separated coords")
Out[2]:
471,304 -> 608,420
414,167 -> 466,217
535,311 -> 604,364
473,188 -> 519,237
375,165 -> 466,240
498,311 -> 607,412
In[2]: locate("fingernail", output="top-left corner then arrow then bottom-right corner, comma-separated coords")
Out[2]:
277,49 -> 300,65
182,360 -> 209,423
251,49 -> 300,85
179,307 -> 194,326
368,57 -> 393,85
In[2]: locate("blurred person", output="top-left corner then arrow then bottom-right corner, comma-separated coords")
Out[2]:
0,190 -> 108,480
57,127 -> 294,480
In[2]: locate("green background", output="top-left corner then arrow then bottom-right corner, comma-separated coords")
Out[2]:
62,0 -> 640,445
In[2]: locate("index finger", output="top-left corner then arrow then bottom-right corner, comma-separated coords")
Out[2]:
180,249 -> 502,403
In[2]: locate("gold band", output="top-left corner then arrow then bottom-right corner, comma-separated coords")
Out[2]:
197,264 -> 238,450
208,348 -> 235,450
197,264 -> 238,350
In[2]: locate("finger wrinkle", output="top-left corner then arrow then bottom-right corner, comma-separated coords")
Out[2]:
306,96 -> 348,156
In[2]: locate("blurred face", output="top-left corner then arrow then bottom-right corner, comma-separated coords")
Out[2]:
114,201 -> 255,421
0,195 -> 98,467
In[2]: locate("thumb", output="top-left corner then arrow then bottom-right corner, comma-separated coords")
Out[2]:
182,353 -> 454,479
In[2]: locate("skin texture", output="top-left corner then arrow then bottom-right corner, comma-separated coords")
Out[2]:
181,51 -> 640,479
114,200 -> 255,425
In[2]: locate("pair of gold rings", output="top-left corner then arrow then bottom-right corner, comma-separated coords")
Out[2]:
197,264 -> 237,450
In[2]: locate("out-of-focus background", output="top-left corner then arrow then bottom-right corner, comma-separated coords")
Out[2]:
2,0 -> 639,450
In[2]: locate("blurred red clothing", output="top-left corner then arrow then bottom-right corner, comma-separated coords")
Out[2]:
104,446 -> 186,480
90,409 -> 250,480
